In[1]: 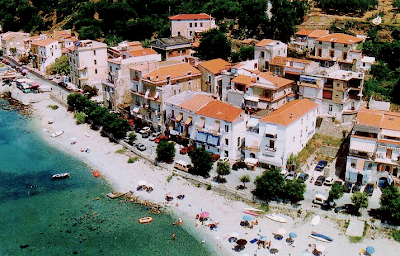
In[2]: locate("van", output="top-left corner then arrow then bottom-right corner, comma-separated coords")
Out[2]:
313,194 -> 327,205
174,160 -> 193,172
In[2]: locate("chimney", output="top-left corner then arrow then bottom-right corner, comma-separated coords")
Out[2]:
289,113 -> 293,119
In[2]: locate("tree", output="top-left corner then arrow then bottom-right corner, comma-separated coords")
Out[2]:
239,174 -> 251,188
82,84 -> 99,98
196,28 -> 231,61
127,132 -> 137,145
380,186 -> 400,223
215,160 -> 231,183
156,141 -> 175,163
9,47 -> 17,56
78,25 -> 103,40
47,55 -> 70,75
284,179 -> 306,203
286,153 -> 299,172
188,148 -> 213,177
351,192 -> 369,212
328,182 -> 345,201
254,167 -> 285,200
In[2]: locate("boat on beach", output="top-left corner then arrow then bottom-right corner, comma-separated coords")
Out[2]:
266,213 -> 287,223
138,217 -> 153,224
243,207 -> 264,212
310,231 -> 333,243
243,210 -> 260,216
51,131 -> 64,138
51,172 -> 70,180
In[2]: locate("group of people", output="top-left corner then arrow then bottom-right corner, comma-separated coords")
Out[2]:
240,219 -> 259,229
172,218 -> 184,226
257,240 -> 272,249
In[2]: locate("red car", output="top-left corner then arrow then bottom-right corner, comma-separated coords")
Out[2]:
211,154 -> 220,162
180,145 -> 195,155
154,135 -> 168,143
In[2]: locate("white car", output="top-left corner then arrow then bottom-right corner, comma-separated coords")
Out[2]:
139,127 -> 151,134
324,177 -> 334,186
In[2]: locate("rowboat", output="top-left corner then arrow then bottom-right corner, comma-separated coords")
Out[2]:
52,172 -> 70,180
266,213 -> 287,223
138,217 -> 153,224
310,231 -> 333,243
243,207 -> 264,213
51,131 -> 64,138
243,210 -> 260,216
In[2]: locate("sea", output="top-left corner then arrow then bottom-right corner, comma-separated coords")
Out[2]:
0,98 -> 214,256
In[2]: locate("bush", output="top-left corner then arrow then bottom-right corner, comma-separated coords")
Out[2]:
75,111 -> 86,124
128,156 -> 139,163
116,148 -> 126,154
392,230 -> 400,242
47,105 -> 59,110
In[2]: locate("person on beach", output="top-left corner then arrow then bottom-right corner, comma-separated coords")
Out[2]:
172,233 -> 175,240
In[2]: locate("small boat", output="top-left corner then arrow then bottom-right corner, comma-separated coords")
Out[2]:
138,217 -> 153,224
243,207 -> 264,213
266,213 -> 287,223
52,172 -> 70,180
243,210 -> 260,216
310,231 -> 333,243
51,131 -> 64,138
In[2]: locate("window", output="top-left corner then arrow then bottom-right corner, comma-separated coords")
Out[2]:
225,138 -> 229,145
177,31 -> 181,36
224,151 -> 229,157
261,51 -> 264,58
95,69 -> 98,74
274,68 -> 279,75
94,60 -> 97,65
93,50 -> 96,55
329,50 -> 334,58
301,118 -> 303,124
331,42 -> 335,48
293,136 -> 295,142
237,137 -> 241,146
300,130 -> 303,137
189,23 -> 192,27
190,31 -> 193,36
195,23 -> 197,27
208,76 -> 212,83
200,22 -> 203,27
312,121 -> 315,127
269,140 -> 275,149
317,49 -> 322,57
343,52 -> 347,60
319,41 -> 322,45
225,125 -> 229,132
109,66 -> 112,72
306,126 -> 308,132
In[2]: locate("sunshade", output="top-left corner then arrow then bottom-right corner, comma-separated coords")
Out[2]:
316,244 -> 326,252
200,212 -> 209,218
366,246 -> 375,254
228,232 -> 239,238
289,232 -> 297,238
236,239 -> 247,246
137,180 -> 148,186
242,215 -> 252,221
275,228 -> 287,236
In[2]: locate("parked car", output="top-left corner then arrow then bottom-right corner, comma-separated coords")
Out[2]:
321,200 -> 337,211
315,176 -> 325,186
154,135 -> 168,143
149,132 -> 161,141
180,145 -> 195,155
364,183 -> 374,196
232,161 -> 246,170
139,127 -> 151,134
135,143 -> 146,151
297,173 -> 309,182
324,177 -> 334,186
141,131 -> 150,138
334,204 -> 357,215
344,181 -> 353,193
314,160 -> 328,172
352,182 -> 362,193
286,171 -> 296,180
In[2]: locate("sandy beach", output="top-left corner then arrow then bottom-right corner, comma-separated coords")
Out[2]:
8,91 -> 400,256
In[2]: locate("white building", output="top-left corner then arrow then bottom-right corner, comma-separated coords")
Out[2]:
244,99 -> 318,169
290,29 -> 329,53
169,13 -> 217,39
30,39 -> 62,72
254,39 -> 287,71
68,40 -> 108,88
0,31 -> 31,56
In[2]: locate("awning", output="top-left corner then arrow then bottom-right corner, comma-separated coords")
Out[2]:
265,124 -> 277,135
198,117 -> 205,130
184,116 -> 192,126
285,70 -> 300,76
247,118 -> 259,127
381,129 -> 400,138
196,131 -> 208,143
245,96 -> 259,102
349,140 -> 376,154
207,134 -> 220,146
154,91 -> 160,100
213,121 -> 220,134
175,113 -> 183,122
244,158 -> 258,166
356,159 -> 366,170
132,106 -> 140,113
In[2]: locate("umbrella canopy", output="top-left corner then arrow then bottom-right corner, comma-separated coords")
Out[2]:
137,180 -> 148,186
366,246 -> 375,254
275,228 -> 287,236
200,212 -> 209,218
316,244 -> 326,252
228,232 -> 239,238
236,239 -> 247,246
242,215 -> 252,222
289,232 -> 297,238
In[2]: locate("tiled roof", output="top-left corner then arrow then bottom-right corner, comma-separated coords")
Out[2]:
316,33 -> 363,45
179,94 -> 214,112
198,58 -> 230,75
128,48 -> 158,57
270,56 -> 312,66
260,99 -> 318,126
255,39 -> 274,47
257,73 -> 295,88
169,13 -> 213,20
357,109 -> 400,131
197,100 -> 243,122
61,46 -> 74,54
144,63 -> 201,83
151,36 -> 191,47
241,38 -> 257,44
31,39 -> 58,47
381,112 -> 400,131
232,75 -> 253,87
296,29 -> 329,38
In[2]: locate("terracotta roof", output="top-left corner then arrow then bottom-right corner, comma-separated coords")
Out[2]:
61,46 -> 74,54
260,99 -> 318,126
296,29 -> 329,38
128,48 -> 158,57
356,109 -> 400,131
197,100 -> 244,122
179,94 -> 214,112
232,75 -> 253,87
257,73 -> 295,88
241,38 -> 257,44
316,33 -> 362,45
144,63 -> 201,83
31,39 -> 58,47
255,39 -> 274,47
198,58 -> 230,75
270,56 -> 312,66
169,13 -> 213,20
381,112 -> 400,131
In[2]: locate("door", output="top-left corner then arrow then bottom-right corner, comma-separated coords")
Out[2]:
386,149 -> 392,159
357,173 -> 363,184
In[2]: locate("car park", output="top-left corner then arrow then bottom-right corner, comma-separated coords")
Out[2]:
344,181 -> 353,193
135,143 -> 146,151
314,175 -> 325,186
232,161 -> 246,170
352,182 -> 361,193
323,177 -> 334,186
334,204 -> 357,215
314,160 -> 328,172
297,173 -> 309,182
364,183 -> 374,196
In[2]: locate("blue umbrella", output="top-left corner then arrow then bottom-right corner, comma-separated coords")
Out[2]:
242,215 -> 252,221
366,246 -> 375,254
289,232 -> 297,238
259,235 -> 266,241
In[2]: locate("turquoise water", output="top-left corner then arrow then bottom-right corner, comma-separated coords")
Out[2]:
0,99 -> 213,256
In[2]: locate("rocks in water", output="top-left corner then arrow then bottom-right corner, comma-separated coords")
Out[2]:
20,244 -> 30,249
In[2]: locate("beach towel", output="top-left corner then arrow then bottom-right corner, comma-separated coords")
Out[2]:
250,238 -> 258,244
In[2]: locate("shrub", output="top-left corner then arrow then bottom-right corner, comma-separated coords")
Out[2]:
128,156 -> 139,163
393,230 -> 400,242
207,184 -> 212,190
47,105 -> 59,110
116,148 -> 126,154
74,111 -> 86,124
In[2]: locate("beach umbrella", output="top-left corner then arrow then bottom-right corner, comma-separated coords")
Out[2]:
289,232 -> 297,238
316,244 -> 326,252
228,232 -> 239,238
242,215 -> 252,222
275,228 -> 287,236
93,170 -> 100,178
366,246 -> 375,254
236,239 -> 247,246
137,180 -> 148,186
259,235 -> 267,241
200,212 -> 209,218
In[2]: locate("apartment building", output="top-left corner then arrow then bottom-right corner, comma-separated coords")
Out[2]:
254,39 -> 287,71
290,29 -> 329,53
150,36 -> 192,61
169,13 -> 217,39
0,31 -> 31,56
197,58 -> 231,99
346,109 -> 400,186
30,39 -> 61,72
268,56 -> 319,82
